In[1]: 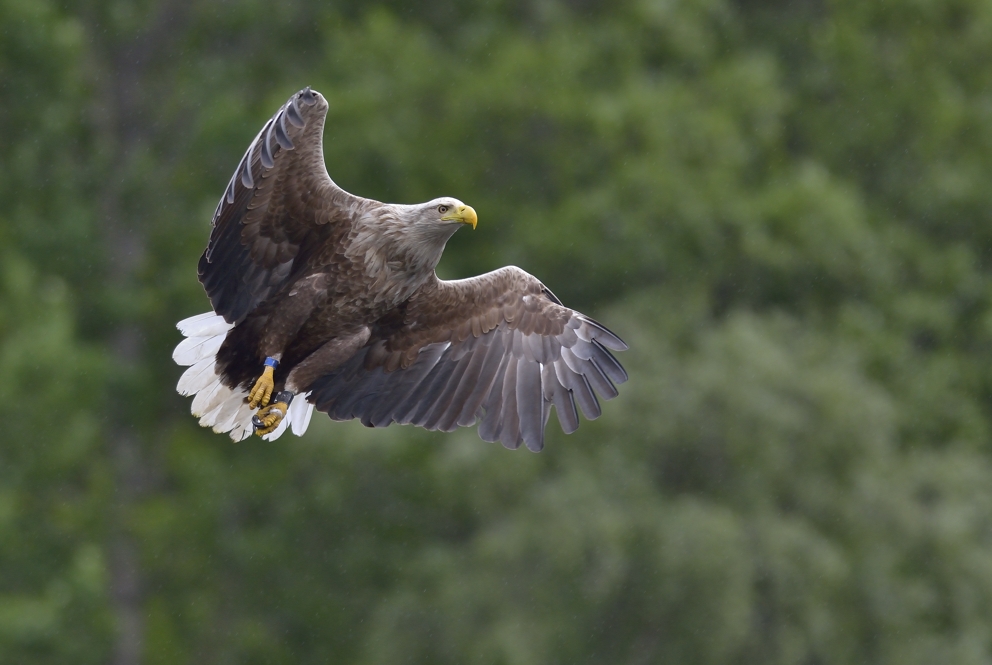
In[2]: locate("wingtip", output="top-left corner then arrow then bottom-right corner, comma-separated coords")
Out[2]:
524,437 -> 545,453
300,86 -> 318,106
585,317 -> 628,351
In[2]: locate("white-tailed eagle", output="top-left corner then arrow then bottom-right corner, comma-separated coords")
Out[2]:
174,87 -> 627,451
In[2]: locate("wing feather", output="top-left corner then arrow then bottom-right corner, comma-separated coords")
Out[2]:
498,358 -> 521,450
542,362 -> 579,434
435,334 -> 498,431
421,351 -> 477,430
561,346 -> 618,400
516,357 -> 543,451
481,353 -> 512,443
198,87 -> 368,324
404,350 -> 463,426
454,330 -> 508,428
367,344 -> 449,426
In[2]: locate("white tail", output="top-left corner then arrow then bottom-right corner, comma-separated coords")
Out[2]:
174,311 -> 315,441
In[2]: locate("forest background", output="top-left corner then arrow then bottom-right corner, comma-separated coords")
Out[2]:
3,0 -> 992,663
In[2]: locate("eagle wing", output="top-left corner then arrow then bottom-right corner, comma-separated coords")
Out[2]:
308,267 -> 628,451
198,87 -> 363,324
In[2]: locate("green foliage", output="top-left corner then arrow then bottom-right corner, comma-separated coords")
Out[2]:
3,0 -> 992,662
0,254 -> 109,664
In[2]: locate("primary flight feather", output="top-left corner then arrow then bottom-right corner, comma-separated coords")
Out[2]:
174,87 -> 628,451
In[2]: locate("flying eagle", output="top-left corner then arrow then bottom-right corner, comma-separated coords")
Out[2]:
173,87 -> 627,451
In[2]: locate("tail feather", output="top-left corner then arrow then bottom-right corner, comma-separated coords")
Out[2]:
198,386 -> 236,428
177,358 -> 219,396
201,383 -> 237,419
290,394 -> 315,436
173,334 -> 226,366
211,393 -> 247,433
228,403 -> 256,442
177,312 -> 233,337
191,380 -> 227,417
174,310 -> 313,442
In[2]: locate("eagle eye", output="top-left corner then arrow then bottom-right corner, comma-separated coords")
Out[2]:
438,205 -> 449,214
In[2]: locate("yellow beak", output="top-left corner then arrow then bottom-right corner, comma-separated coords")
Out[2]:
442,205 -> 478,230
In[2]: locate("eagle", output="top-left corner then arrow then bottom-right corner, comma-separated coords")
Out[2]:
173,87 -> 628,452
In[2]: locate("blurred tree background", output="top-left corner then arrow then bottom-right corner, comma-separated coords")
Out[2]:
2,0 -> 992,663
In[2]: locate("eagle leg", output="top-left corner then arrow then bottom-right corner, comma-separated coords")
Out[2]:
248,365 -> 276,409
253,390 -> 295,436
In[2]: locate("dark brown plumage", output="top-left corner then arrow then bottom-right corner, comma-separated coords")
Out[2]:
174,87 -> 627,450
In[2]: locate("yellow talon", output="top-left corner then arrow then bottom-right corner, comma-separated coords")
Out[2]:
254,402 -> 288,436
248,366 -> 275,409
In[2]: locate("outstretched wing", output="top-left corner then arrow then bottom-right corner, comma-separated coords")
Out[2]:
198,87 -> 363,324
308,266 -> 628,451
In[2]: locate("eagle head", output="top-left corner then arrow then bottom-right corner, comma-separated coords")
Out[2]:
427,198 -> 477,230
375,197 -> 479,277
401,196 -> 477,244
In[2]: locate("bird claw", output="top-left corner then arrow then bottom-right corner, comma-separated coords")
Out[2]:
252,402 -> 288,436
248,366 -> 275,409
